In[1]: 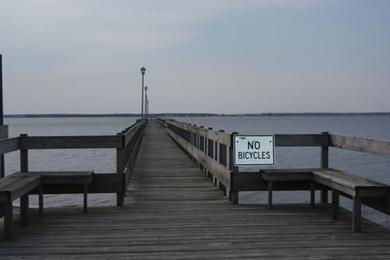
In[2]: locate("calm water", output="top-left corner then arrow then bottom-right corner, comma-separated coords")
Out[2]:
4,115 -> 390,226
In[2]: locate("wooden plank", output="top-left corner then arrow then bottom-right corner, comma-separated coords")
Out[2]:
0,175 -> 41,201
330,134 -> 390,157
275,134 -> 328,147
26,173 -> 122,194
165,120 -> 231,146
231,171 -> 323,192
261,168 -> 314,181
17,171 -> 93,184
167,128 -> 231,190
0,137 -> 19,154
123,122 -> 145,147
313,169 -> 388,197
20,135 -> 122,149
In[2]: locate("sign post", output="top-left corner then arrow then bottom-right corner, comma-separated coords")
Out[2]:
233,135 -> 275,166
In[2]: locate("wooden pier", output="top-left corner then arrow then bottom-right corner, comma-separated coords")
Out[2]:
1,121 -> 390,258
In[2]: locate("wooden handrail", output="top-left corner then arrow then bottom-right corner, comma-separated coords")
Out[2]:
330,134 -> 390,157
0,137 -> 19,154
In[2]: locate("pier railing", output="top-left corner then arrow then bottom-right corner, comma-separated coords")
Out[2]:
161,118 -> 390,214
0,119 -> 146,206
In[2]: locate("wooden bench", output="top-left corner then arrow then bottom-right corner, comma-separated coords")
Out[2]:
0,174 -> 41,239
313,168 -> 389,232
17,171 -> 94,214
261,168 -> 389,232
1,171 -> 93,239
260,168 -> 316,209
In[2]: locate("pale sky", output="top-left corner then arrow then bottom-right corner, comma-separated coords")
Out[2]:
0,0 -> 389,114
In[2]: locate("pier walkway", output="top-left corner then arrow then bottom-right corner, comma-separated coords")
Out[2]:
2,122 -> 390,259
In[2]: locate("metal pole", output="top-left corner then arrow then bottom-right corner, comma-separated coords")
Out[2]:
144,86 -> 148,120
141,73 -> 144,118
145,96 -> 147,120
0,54 -> 4,177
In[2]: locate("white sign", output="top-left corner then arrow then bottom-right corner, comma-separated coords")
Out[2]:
233,135 -> 275,166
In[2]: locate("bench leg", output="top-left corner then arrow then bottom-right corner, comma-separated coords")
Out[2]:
4,201 -> 14,239
232,191 -> 239,205
39,185 -> 44,214
116,192 -> 124,207
83,184 -> 88,213
353,197 -> 362,232
20,194 -> 29,226
320,189 -> 328,204
310,181 -> 315,209
268,181 -> 273,209
331,190 -> 339,219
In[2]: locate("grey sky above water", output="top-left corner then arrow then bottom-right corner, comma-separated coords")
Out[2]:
0,0 -> 389,114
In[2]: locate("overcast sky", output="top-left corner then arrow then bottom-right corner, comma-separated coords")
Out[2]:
0,0 -> 389,114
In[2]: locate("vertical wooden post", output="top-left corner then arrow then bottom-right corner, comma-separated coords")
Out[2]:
353,197 -> 362,232
207,127 -> 213,180
20,134 -> 28,172
39,185 -> 44,214
0,54 -> 4,178
331,189 -> 339,219
19,134 -> 29,224
268,181 -> 273,209
310,181 -> 315,209
320,131 -> 329,204
4,197 -> 14,239
230,132 -> 239,204
116,133 -> 125,207
83,184 -> 88,213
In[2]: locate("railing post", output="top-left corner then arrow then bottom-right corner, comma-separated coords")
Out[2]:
320,131 -> 329,204
0,124 -> 8,178
20,134 -> 28,172
230,132 -> 239,204
208,127 -> 215,183
0,54 -> 4,178
116,133 -> 126,207
19,134 -> 29,224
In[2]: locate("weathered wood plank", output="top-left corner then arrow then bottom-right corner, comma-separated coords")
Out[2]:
275,134 -> 329,147
313,168 -> 388,197
330,134 -> 390,157
167,128 -> 231,191
20,135 -> 122,149
0,137 -> 19,154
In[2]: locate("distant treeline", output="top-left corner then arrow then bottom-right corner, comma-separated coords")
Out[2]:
3,112 -> 390,118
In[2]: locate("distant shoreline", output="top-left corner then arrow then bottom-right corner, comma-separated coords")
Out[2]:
4,112 -> 390,118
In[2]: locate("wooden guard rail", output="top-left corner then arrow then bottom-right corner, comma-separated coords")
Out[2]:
161,118 -> 390,215
0,119 -> 146,207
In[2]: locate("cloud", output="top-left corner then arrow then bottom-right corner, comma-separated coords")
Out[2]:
0,0 -> 320,53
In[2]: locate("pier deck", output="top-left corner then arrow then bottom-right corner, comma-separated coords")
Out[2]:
1,122 -> 390,259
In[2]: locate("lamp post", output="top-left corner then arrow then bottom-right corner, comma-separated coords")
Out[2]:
140,67 -> 146,118
146,96 -> 149,119
144,86 -> 148,120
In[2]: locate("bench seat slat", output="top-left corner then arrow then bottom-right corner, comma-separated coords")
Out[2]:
15,171 -> 93,185
313,168 -> 388,197
261,168 -> 316,181
0,176 -> 41,202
